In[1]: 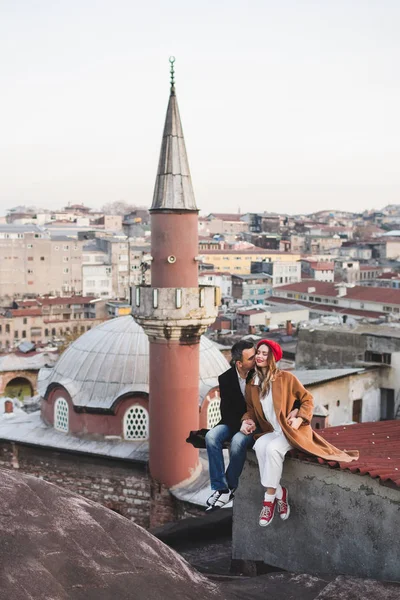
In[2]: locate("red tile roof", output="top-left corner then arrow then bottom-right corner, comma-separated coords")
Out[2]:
201,248 -> 298,255
274,281 -> 400,305
237,308 -> 266,315
9,309 -> 42,317
292,421 -> 400,487
266,296 -> 385,319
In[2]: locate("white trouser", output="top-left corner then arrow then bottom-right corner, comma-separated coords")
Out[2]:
253,431 -> 293,489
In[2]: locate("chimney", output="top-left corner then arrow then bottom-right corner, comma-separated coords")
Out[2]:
4,400 -> 13,414
336,285 -> 347,297
286,320 -> 293,336
307,287 -> 316,294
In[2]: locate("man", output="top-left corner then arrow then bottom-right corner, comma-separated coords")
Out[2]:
205,340 -> 257,511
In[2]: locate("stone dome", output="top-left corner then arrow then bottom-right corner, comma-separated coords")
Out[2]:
38,316 -> 229,410
0,469 -> 220,600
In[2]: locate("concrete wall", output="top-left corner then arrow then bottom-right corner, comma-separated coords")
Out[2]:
309,370 -> 381,425
232,453 -> 400,581
296,329 -> 367,368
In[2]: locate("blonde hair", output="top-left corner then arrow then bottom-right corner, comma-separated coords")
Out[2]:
255,349 -> 280,396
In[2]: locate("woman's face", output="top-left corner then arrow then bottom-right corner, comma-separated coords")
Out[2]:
256,344 -> 269,368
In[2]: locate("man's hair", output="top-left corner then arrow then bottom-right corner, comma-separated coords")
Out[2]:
230,339 -> 255,367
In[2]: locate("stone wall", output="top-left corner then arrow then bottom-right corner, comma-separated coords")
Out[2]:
0,442 -> 152,527
232,452 -> 400,581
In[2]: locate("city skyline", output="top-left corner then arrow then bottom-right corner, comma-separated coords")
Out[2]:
1,1 -> 400,217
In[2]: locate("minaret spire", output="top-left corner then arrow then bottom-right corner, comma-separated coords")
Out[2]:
132,58 -> 218,491
151,57 -> 197,212
169,55 -> 175,95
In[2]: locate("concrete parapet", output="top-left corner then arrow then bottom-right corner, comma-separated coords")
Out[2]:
232,452 -> 400,581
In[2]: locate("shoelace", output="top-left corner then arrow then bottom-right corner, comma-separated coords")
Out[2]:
277,498 -> 287,511
260,503 -> 273,519
208,491 -> 223,506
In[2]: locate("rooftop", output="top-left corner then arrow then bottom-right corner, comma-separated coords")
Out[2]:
274,281 -> 400,304
292,420 -> 400,488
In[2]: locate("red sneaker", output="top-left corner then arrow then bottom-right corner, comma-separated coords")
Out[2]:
259,499 -> 276,527
277,487 -> 290,520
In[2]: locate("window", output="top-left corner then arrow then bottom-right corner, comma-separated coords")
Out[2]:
45,328 -> 49,336
365,351 -> 391,365
23,318 -> 27,324
123,405 -> 149,440
63,245 -> 69,251
14,331 -> 18,339
54,398 -> 69,432
22,330 -> 26,338
207,398 -> 222,428
51,328 -> 56,336
380,389 -> 395,420
63,257 -> 69,263
63,268 -> 69,274
352,399 -> 362,423
27,244 -> 33,249
40,257 -> 45,261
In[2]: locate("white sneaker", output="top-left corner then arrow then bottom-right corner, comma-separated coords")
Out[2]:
205,489 -> 230,512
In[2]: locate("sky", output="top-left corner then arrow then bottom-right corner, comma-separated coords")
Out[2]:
1,0 -> 400,217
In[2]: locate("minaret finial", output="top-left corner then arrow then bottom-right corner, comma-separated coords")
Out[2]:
169,56 -> 176,95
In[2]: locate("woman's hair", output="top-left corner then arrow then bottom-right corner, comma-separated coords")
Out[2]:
255,347 -> 280,396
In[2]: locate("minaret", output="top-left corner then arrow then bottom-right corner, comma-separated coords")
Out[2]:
132,58 -> 218,488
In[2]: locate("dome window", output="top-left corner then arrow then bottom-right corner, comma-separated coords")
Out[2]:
54,398 -> 69,433
124,405 -> 149,440
207,397 -> 221,428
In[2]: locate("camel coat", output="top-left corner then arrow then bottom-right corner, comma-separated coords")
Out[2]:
243,370 -> 359,463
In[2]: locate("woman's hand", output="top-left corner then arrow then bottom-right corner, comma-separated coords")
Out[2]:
287,416 -> 303,430
286,408 -> 299,425
240,419 -> 256,435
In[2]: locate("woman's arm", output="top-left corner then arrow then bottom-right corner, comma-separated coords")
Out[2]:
291,375 -> 314,425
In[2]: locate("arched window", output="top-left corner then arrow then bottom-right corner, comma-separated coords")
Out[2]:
54,398 -> 69,432
207,397 -> 221,428
123,405 -> 149,440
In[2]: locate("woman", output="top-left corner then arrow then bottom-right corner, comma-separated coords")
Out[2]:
240,339 -> 359,527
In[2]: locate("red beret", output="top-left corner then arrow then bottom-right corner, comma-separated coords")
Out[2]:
256,339 -> 283,362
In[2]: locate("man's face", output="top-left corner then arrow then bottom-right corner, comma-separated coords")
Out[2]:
238,347 -> 256,372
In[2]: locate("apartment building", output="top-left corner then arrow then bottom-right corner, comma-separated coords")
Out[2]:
206,213 -> 248,236
271,281 -> 400,320
198,271 -> 232,297
0,225 -> 84,298
200,248 -> 301,275
232,274 -> 272,304
95,237 -> 151,299
301,260 -> 335,282
251,260 -> 301,286
0,297 -> 107,350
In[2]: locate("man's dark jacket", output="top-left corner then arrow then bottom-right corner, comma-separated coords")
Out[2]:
217,366 -> 253,432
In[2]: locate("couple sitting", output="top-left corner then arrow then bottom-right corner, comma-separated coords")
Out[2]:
206,339 -> 358,527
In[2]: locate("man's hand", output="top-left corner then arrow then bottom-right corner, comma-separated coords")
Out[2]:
240,419 -> 256,435
288,416 -> 303,430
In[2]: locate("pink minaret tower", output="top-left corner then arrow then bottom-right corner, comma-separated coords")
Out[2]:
132,58 -> 218,488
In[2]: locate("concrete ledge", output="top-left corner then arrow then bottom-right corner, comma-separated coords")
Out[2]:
232,453 -> 400,581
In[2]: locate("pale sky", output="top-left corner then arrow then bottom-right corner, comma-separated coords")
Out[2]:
1,0 -> 400,217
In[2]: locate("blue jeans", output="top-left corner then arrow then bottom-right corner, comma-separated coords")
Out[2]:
205,424 -> 255,491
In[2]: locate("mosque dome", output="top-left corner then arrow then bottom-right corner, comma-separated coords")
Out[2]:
39,315 -> 228,410
39,316 -> 229,437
